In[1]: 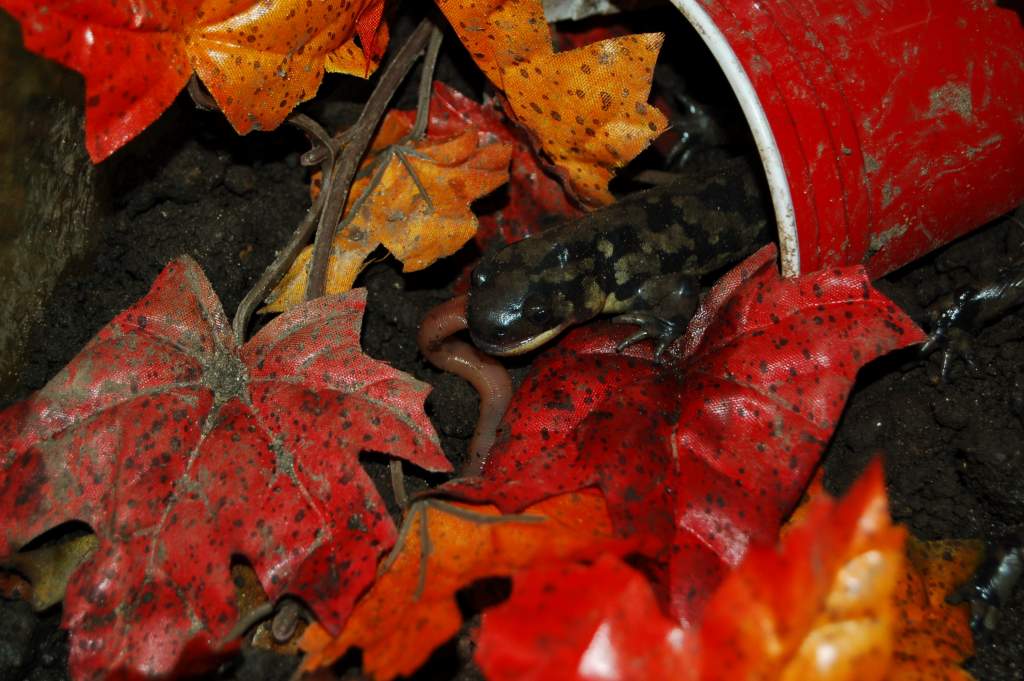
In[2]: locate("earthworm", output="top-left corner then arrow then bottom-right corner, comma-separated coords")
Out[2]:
418,295 -> 513,475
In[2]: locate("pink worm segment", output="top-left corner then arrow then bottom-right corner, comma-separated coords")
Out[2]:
418,295 -> 513,475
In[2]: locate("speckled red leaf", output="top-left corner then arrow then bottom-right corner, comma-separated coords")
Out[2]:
476,464 -> 908,681
476,554 -> 687,681
0,0 -> 388,161
0,257 -> 449,680
690,462 -> 906,680
386,83 -> 582,248
445,244 -> 925,624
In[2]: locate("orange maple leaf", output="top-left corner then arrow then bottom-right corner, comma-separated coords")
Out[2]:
0,0 -> 388,161
768,470 -> 979,681
889,537 -> 981,681
693,462 -> 908,680
298,489 -> 626,680
435,0 -> 668,207
264,121 -> 512,312
470,466 -> 977,681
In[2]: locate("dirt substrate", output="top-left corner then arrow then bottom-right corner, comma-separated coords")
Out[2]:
2,26 -> 1023,681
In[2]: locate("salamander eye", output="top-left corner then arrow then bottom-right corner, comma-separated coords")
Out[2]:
472,267 -> 489,287
526,304 -> 551,326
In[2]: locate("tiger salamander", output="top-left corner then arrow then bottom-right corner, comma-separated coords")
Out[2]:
467,156 -> 773,357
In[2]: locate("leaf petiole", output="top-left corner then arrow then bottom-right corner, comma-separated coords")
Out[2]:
306,19 -> 438,301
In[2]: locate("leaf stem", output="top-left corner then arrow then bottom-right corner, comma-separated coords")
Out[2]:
394,148 -> 434,211
410,27 -> 444,141
231,18 -> 441,340
287,113 -> 338,167
305,18 -> 437,301
390,459 -> 408,508
231,161 -> 331,343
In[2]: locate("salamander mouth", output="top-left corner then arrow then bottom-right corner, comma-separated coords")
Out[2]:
469,323 -> 571,356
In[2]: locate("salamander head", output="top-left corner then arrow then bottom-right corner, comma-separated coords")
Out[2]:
467,236 -> 604,355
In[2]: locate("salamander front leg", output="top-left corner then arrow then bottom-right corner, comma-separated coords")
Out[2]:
613,274 -> 699,359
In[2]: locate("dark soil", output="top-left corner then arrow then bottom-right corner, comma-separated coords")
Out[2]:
1,6 -> 1022,681
824,210 -> 1024,681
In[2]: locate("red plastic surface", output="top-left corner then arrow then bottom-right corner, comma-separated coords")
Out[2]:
695,0 -> 1024,277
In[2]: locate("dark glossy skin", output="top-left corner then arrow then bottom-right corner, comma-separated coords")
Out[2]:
920,262 -> 1024,379
467,157 -> 772,356
950,530 -> 1024,632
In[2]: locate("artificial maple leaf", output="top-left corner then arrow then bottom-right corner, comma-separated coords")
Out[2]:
0,533 -> 98,610
476,553 -> 687,681
305,83 -> 574,294
0,258 -> 450,680
0,0 -> 388,161
382,83 -> 583,247
890,538 -> 981,681
264,127 -> 512,312
445,244 -> 926,625
692,462 -> 906,680
435,0 -> 668,207
298,489 -> 633,680
778,479 -> 979,681
474,464 -> 906,681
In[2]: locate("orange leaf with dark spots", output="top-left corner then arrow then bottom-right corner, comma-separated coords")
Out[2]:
265,126 -> 512,311
435,0 -> 667,207
0,0 -> 388,161
890,537 -> 981,681
365,82 -> 583,247
436,0 -> 552,84
298,490 -> 631,681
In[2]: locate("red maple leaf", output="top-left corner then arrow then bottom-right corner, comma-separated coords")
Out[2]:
445,244 -> 925,624
0,257 -> 450,679
0,0 -> 388,161
475,463 -> 908,681
477,553 -> 687,681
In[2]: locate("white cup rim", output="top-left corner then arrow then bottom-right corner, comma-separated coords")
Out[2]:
669,0 -> 801,276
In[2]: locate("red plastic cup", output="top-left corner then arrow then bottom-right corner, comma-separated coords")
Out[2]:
670,0 -> 1024,277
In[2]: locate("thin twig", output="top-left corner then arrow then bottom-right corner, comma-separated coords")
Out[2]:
229,109 -> 349,340
394,148 -> 434,210
340,148 -> 394,221
288,113 -> 338,167
410,27 -> 444,141
381,503 -> 424,574
428,499 -> 546,525
231,162 -> 331,343
305,18 -> 436,301
390,459 -> 408,508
